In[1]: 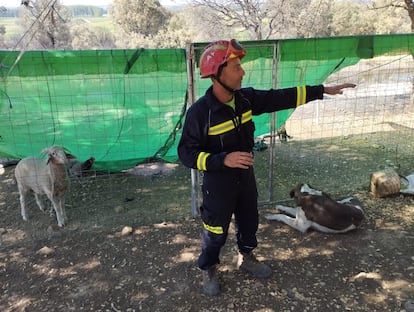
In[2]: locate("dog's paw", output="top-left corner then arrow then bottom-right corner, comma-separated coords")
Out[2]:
337,197 -> 364,209
337,196 -> 354,204
264,213 -> 282,220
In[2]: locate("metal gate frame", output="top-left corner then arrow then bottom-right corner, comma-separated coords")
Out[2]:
185,42 -> 282,217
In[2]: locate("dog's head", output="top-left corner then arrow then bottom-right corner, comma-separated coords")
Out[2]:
290,183 -> 322,197
289,183 -> 325,205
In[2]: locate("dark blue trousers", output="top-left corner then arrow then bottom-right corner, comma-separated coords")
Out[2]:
198,166 -> 258,270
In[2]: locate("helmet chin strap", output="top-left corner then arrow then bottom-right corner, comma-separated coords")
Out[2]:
213,63 -> 237,94
214,76 -> 236,94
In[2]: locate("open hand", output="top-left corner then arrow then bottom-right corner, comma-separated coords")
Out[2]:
324,83 -> 356,95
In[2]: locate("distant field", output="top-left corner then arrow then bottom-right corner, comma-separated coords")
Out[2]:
0,18 -> 20,40
0,16 -> 113,40
70,16 -> 114,31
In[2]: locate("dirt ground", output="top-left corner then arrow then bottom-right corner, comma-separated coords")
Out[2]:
1,127 -> 414,312
2,58 -> 414,311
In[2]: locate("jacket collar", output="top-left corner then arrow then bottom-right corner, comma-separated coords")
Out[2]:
205,86 -> 244,113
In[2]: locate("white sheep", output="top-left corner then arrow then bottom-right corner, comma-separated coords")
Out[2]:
14,146 -> 73,227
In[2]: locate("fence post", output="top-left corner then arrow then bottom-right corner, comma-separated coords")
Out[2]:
185,43 -> 201,218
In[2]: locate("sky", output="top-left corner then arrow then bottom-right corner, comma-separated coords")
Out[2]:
60,0 -> 112,4
60,0 -> 182,5
0,0 -> 185,9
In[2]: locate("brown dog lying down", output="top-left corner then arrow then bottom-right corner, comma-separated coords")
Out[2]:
265,183 -> 365,233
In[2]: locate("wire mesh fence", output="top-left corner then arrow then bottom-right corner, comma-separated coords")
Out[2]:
188,39 -> 414,212
1,36 -> 414,312
255,54 -> 414,204
1,36 -> 414,230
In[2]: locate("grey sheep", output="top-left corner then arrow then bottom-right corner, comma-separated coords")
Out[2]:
67,156 -> 95,179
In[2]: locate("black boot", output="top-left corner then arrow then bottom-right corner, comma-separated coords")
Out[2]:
238,252 -> 272,278
202,265 -> 220,296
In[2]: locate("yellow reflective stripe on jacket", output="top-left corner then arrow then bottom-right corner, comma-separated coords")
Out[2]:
197,152 -> 210,171
241,110 -> 252,124
296,86 -> 307,107
203,222 -> 224,235
208,119 -> 234,135
208,110 -> 253,136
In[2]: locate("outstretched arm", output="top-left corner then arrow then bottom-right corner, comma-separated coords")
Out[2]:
324,83 -> 356,95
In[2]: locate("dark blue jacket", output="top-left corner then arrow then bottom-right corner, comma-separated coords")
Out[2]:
178,85 -> 324,172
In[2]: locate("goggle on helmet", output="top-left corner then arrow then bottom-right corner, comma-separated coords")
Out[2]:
199,39 -> 246,79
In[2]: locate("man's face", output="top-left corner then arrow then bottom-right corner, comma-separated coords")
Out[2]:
219,57 -> 245,91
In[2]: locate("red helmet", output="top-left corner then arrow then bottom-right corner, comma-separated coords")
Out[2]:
199,39 -> 246,78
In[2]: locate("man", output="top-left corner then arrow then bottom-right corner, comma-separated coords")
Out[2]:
177,39 -> 355,296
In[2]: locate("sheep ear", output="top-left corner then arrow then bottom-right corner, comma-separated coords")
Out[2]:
65,153 -> 76,159
61,147 -> 76,159
61,146 -> 71,153
40,149 -> 53,164
40,147 -> 51,156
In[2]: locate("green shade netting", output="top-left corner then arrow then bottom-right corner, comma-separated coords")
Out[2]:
1,34 -> 414,171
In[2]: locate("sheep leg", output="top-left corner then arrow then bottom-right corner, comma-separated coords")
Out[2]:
34,193 -> 46,212
34,194 -> 54,217
48,203 -> 55,217
61,198 -> 67,223
50,197 -> 65,227
18,190 -> 29,221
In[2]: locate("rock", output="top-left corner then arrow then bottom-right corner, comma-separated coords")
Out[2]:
37,246 -> 55,255
369,169 -> 401,198
121,226 -> 133,236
